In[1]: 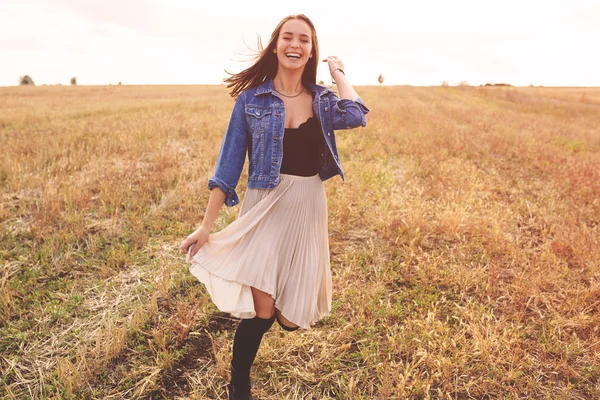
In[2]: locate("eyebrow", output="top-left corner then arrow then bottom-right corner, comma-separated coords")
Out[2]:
281,32 -> 310,38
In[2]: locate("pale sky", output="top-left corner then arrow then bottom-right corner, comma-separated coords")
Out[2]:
1,0 -> 599,87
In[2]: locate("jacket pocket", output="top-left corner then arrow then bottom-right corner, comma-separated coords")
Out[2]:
245,106 -> 272,175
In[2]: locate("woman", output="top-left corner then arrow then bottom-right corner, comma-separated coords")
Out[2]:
180,14 -> 369,399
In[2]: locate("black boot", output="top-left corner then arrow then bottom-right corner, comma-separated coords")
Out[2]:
227,315 -> 276,400
227,362 -> 253,400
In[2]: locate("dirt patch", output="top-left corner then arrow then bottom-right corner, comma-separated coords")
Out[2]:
206,311 -> 239,333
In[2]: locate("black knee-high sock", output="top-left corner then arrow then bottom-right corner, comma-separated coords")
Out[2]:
230,315 -> 276,387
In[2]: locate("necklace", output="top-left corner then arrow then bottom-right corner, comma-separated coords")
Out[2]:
274,86 -> 304,98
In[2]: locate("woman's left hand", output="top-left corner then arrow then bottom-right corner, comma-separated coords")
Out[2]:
322,56 -> 344,76
322,55 -> 359,101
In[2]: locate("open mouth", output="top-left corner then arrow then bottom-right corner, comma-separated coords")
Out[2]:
286,53 -> 302,59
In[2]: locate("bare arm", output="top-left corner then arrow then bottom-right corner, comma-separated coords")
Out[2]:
200,187 -> 226,231
322,55 -> 370,130
181,187 -> 226,256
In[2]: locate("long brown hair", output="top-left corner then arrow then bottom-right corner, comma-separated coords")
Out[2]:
224,14 -> 319,98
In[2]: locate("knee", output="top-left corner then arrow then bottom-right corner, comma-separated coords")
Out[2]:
255,306 -> 275,319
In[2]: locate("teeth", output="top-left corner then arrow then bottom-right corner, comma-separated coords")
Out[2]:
286,53 -> 301,58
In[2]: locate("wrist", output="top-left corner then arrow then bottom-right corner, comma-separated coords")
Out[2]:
331,68 -> 345,84
331,68 -> 345,77
199,223 -> 211,232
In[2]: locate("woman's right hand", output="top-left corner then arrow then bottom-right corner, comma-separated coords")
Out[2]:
181,226 -> 210,257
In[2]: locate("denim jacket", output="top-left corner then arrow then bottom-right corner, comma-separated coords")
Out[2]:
208,78 -> 370,207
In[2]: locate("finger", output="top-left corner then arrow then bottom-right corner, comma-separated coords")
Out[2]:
191,242 -> 201,256
182,238 -> 194,252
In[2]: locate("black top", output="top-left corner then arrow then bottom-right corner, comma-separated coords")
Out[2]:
280,116 -> 322,177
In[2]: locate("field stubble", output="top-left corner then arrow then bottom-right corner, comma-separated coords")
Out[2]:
1,84 -> 599,399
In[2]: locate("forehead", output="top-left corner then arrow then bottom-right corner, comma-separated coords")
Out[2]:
280,19 -> 312,37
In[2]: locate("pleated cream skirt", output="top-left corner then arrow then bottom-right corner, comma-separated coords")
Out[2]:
186,173 -> 332,330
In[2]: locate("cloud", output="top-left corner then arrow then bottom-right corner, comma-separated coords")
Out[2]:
55,0 -> 167,36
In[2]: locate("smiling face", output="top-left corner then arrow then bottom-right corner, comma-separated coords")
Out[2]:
274,18 -> 314,72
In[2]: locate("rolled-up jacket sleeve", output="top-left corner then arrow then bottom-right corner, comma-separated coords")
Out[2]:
329,92 -> 370,130
207,92 -> 248,207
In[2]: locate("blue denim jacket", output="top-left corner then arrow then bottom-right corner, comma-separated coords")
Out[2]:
208,78 -> 370,207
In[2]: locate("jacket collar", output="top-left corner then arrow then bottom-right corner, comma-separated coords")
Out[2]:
254,78 -> 330,98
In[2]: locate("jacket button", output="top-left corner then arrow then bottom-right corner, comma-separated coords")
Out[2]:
327,132 -> 331,137
324,107 -> 329,112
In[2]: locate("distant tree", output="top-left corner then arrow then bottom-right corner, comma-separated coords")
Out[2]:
118,82 -> 122,85
378,73 -> 384,85
441,81 -> 449,87
70,77 -> 77,85
19,75 -> 35,85
318,80 -> 324,85
458,80 -> 469,87
485,82 -> 513,87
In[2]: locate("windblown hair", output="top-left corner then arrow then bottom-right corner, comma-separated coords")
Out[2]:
224,14 -> 319,98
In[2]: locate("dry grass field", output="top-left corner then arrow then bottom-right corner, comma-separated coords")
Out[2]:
1,83 -> 599,399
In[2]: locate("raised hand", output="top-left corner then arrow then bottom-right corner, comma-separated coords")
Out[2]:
322,56 -> 345,77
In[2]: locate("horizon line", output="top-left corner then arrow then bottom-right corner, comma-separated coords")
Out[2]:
2,83 -> 600,89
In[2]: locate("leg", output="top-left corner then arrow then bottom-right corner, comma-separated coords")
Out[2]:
251,286 -> 275,318
228,287 -> 276,398
274,308 -> 300,331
